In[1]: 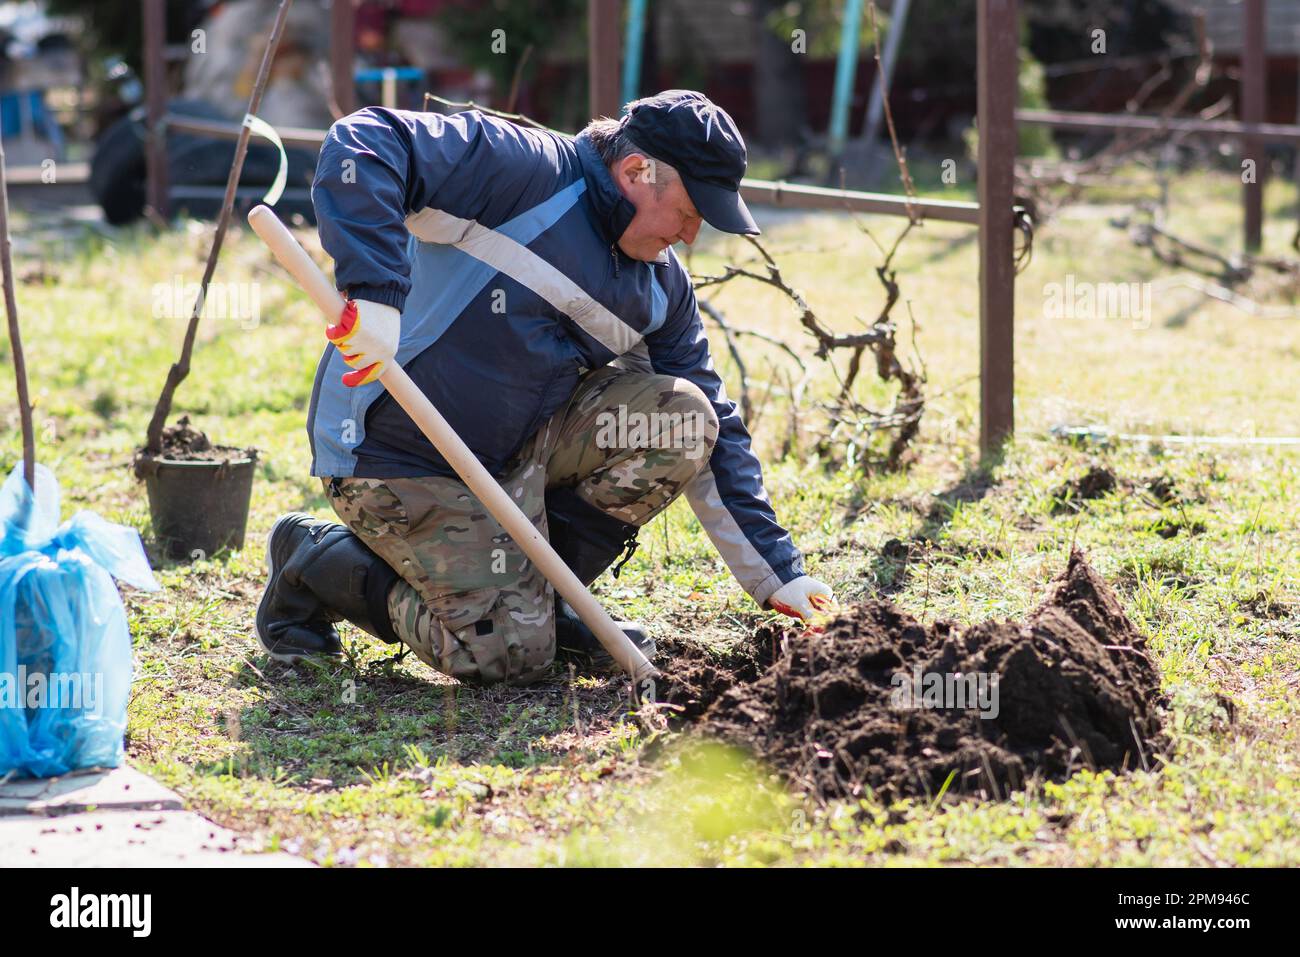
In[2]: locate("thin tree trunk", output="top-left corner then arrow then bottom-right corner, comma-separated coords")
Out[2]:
142,0 -> 295,458
0,132 -> 35,493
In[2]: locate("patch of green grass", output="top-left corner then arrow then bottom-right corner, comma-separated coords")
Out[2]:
4,166 -> 1299,865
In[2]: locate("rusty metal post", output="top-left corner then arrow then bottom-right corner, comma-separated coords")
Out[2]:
1294,21 -> 1300,241
331,0 -> 358,116
143,0 -> 169,218
1243,0 -> 1267,251
588,0 -> 622,118
977,0 -> 1017,460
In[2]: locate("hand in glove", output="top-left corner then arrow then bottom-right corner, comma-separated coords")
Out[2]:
768,576 -> 837,621
326,299 -> 400,387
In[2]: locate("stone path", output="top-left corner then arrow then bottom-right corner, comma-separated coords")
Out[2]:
0,766 -> 311,867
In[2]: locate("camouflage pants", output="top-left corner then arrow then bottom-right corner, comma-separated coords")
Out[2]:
325,368 -> 719,685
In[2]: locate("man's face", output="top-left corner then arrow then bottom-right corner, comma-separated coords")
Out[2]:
611,154 -> 703,262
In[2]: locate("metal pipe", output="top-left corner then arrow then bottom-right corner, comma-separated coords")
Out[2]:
331,0 -> 357,116
588,0 -> 622,118
740,177 -> 980,224
1016,108 -> 1300,144
622,0 -> 647,108
977,0 -> 1018,459
861,0 -> 912,152
1242,0 -> 1267,251
828,0 -> 865,160
142,0 -> 169,218
165,114 -> 327,149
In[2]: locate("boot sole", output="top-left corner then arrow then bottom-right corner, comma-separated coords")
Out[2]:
556,602 -> 655,675
557,638 -> 657,676
256,514 -> 340,664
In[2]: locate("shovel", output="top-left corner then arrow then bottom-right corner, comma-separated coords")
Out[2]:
247,205 -> 660,688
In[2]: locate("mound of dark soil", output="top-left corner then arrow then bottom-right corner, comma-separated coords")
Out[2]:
665,552 -> 1165,802
1050,465 -> 1118,513
133,416 -> 258,476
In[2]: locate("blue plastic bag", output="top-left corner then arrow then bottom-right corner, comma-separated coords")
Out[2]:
0,462 -> 158,778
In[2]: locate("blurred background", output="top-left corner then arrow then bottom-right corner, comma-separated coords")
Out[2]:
4,0 -> 1279,225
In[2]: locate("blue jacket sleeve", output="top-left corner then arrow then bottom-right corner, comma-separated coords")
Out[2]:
311,107 -> 565,310
643,256 -> 805,606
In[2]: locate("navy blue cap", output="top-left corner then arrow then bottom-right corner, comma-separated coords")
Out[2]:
621,90 -> 759,236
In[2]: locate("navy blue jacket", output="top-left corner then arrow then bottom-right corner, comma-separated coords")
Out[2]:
308,107 -> 803,604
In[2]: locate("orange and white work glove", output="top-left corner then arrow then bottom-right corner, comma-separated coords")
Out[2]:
325,299 -> 401,387
768,576 -> 837,621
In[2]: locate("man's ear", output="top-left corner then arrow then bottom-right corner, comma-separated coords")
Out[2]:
616,153 -> 650,187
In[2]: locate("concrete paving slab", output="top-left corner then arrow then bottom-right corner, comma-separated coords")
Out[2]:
0,767 -> 182,817
0,808 -> 312,867
0,766 -> 311,867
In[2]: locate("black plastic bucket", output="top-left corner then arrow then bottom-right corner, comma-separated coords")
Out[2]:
144,456 -> 256,561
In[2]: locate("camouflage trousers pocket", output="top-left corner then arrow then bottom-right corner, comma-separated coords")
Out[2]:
324,478 -> 410,541
423,586 -> 554,687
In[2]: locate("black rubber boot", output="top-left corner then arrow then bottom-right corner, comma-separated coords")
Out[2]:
545,486 -> 655,672
256,513 -> 401,663
554,598 -> 655,675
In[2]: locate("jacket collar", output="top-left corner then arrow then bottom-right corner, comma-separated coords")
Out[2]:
575,131 -> 638,250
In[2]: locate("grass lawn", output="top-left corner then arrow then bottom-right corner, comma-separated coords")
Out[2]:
3,166 -> 1298,866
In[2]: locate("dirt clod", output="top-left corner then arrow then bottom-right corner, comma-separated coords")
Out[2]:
1152,518 -> 1206,539
880,537 -> 912,562
1142,474 -> 1180,504
665,552 -> 1165,802
1051,465 -> 1118,513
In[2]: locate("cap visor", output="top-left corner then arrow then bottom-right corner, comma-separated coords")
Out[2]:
681,176 -> 760,236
